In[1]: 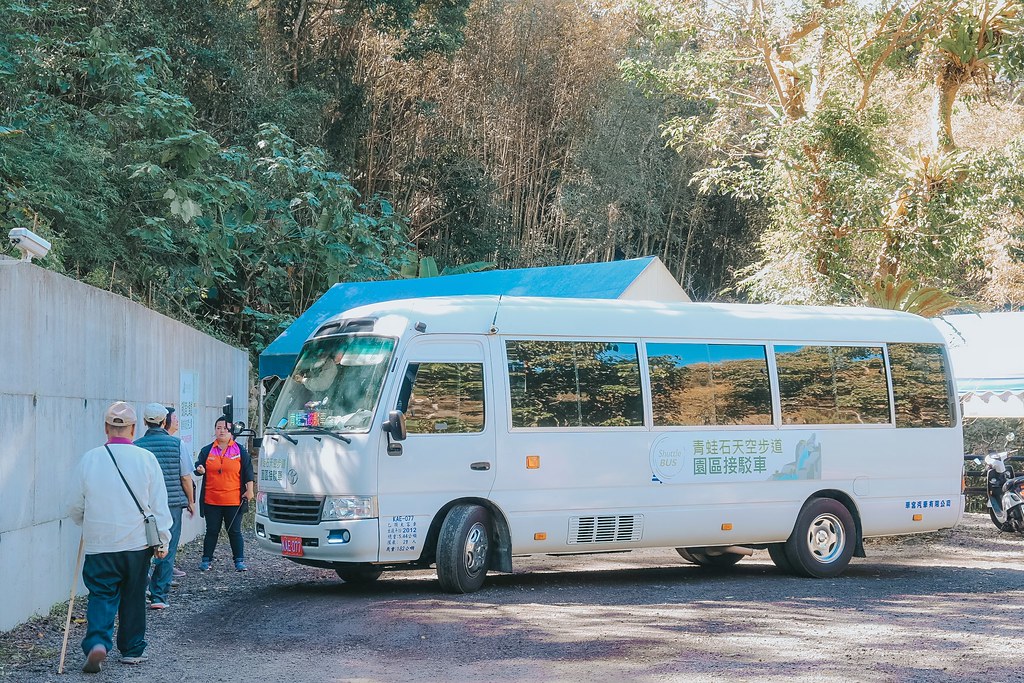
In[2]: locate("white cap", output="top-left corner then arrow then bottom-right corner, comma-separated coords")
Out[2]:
143,402 -> 168,425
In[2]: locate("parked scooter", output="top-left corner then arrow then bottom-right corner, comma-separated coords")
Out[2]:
976,433 -> 1024,533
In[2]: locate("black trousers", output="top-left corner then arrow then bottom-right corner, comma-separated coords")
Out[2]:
202,503 -> 245,562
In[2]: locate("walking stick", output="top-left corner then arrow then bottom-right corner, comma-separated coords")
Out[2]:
227,497 -> 251,530
58,535 -> 86,674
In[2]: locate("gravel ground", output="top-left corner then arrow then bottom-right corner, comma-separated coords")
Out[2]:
2,512 -> 1023,682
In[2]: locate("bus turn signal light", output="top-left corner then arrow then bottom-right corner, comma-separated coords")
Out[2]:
721,523 -> 733,531
534,532 -> 547,541
913,514 -> 923,521
526,455 -> 540,469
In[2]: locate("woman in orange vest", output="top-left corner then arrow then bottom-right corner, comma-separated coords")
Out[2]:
194,416 -> 254,571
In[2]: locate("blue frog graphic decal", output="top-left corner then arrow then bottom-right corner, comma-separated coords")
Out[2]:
771,433 -> 822,480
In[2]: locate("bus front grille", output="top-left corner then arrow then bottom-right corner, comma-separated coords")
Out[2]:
267,495 -> 323,524
568,515 -> 644,544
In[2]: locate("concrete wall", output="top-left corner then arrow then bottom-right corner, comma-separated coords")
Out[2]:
0,261 -> 249,631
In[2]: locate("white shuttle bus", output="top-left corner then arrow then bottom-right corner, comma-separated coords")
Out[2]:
254,296 -> 963,592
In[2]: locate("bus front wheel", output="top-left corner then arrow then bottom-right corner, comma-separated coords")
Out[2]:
436,504 -> 492,593
784,498 -> 855,578
335,565 -> 383,585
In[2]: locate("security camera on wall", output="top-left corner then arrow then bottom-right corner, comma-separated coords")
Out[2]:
8,228 -> 51,262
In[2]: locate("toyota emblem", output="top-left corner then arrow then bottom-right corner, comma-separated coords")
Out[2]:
287,468 -> 298,485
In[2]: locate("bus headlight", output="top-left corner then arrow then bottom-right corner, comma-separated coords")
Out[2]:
256,492 -> 268,516
322,496 -> 377,521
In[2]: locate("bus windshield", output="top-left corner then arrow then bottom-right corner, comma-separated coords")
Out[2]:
269,335 -> 396,434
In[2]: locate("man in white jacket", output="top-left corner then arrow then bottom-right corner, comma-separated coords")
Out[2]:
68,401 -> 173,673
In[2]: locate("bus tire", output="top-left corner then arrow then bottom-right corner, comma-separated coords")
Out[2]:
767,543 -> 794,573
335,565 -> 383,585
436,504 -> 491,593
784,498 -> 855,578
675,547 -> 744,567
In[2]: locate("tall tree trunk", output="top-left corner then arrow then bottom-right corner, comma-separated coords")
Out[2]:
932,63 -> 969,153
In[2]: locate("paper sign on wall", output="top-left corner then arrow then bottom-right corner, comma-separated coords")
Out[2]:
179,370 -> 197,459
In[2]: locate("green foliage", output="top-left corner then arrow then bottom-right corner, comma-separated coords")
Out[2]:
399,255 -> 496,278
635,0 -> 1024,305
859,276 -> 959,316
964,417 -> 1024,456
126,122 -> 413,352
560,72 -> 753,298
938,1 -> 1024,75
0,0 -> 413,357
393,0 -> 472,59
404,147 -> 509,269
7,0 -> 1024,372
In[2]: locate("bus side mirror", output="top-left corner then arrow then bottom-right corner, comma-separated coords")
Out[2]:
383,410 -> 407,442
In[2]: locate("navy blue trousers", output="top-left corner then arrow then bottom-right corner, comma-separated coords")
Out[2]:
81,548 -> 153,657
149,505 -> 183,603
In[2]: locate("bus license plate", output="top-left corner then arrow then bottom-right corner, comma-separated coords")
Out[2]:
281,536 -> 304,557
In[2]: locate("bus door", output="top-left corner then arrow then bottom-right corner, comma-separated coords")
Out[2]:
377,336 -> 496,556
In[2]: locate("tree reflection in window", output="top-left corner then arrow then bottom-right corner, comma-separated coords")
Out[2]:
506,340 -> 643,427
648,343 -> 772,426
405,363 -> 485,434
776,345 -> 890,425
888,343 -> 954,428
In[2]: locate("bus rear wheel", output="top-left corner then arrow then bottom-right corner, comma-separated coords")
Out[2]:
675,547 -> 744,567
767,543 -> 794,573
335,565 -> 384,585
436,504 -> 492,593
784,498 -> 855,578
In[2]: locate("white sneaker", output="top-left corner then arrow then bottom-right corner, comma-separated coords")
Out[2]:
121,651 -> 149,664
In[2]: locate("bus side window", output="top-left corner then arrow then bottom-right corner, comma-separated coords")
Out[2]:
888,343 -> 954,428
708,344 -> 772,425
405,363 -> 485,434
506,340 -> 643,428
647,343 -> 772,426
775,345 -> 890,425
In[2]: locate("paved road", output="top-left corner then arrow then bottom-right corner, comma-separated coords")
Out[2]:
5,514 -> 1024,682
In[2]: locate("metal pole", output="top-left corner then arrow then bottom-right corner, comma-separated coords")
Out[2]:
258,378 -> 266,437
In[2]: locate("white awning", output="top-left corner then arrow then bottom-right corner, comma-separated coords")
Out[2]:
960,392 -> 1024,418
935,313 -> 1024,418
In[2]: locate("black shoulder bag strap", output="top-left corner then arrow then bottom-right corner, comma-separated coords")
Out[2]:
105,444 -> 147,518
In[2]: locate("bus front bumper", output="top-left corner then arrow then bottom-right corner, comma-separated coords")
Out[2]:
254,515 -> 380,564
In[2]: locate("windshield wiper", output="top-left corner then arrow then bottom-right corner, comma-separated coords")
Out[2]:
296,425 -> 352,444
265,428 -> 298,445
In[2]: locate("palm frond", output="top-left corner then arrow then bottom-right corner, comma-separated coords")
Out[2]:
860,275 -> 959,317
